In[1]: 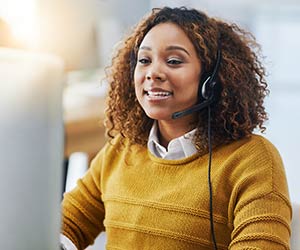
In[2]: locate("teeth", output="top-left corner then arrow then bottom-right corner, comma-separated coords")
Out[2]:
147,91 -> 171,97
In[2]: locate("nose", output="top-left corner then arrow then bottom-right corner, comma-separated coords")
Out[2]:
146,64 -> 166,82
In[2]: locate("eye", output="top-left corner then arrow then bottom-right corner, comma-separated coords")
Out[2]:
138,58 -> 151,65
167,58 -> 183,65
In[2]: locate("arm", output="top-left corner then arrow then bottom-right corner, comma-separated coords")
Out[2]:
230,192 -> 291,249
61,149 -> 106,250
229,138 -> 292,249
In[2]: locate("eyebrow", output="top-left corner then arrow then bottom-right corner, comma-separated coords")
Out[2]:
139,45 -> 190,56
166,45 -> 190,56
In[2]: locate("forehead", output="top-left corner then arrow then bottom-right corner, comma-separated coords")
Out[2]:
140,22 -> 196,52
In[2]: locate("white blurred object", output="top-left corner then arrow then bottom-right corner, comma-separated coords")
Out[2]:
291,202 -> 300,250
65,152 -> 89,192
0,47 -> 64,250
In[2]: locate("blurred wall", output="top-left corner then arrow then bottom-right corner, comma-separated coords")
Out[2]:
93,0 -> 150,67
36,0 -> 100,70
35,0 -> 150,70
0,18 -> 14,47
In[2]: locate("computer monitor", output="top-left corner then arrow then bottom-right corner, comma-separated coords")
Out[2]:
0,48 -> 64,250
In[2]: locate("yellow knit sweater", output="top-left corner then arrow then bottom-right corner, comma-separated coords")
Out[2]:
61,134 -> 292,250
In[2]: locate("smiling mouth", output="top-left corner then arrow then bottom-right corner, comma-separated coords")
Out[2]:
145,90 -> 173,100
147,90 -> 172,96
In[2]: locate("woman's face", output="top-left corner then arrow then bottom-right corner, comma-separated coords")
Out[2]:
134,22 -> 201,122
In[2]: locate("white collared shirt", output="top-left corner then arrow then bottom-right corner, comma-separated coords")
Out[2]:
147,121 -> 198,160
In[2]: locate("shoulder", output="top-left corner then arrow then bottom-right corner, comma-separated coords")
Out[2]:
91,134 -> 146,166
218,134 -> 282,164
91,134 -> 126,162
217,134 -> 289,198
245,134 -> 280,155
239,134 -> 284,172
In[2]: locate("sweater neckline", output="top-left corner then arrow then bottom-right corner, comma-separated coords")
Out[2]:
147,149 -> 205,166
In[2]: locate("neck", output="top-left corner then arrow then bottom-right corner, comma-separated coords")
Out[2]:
157,118 -> 196,148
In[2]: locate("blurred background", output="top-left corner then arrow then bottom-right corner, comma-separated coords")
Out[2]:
1,0 -> 299,203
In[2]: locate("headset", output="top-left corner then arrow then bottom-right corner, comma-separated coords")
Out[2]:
172,43 -> 222,250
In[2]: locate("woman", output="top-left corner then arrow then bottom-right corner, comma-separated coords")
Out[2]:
61,7 -> 292,250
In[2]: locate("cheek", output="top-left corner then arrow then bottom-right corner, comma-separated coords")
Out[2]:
134,69 -> 142,88
133,67 -> 138,82
186,70 -> 201,93
134,68 -> 145,91
174,74 -> 199,92
174,75 -> 199,103
134,72 -> 143,102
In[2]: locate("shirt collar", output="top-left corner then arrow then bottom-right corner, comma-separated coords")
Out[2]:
147,121 -> 198,160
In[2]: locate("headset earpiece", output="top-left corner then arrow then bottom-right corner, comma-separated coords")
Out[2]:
201,76 -> 211,100
198,46 -> 222,103
201,76 -> 219,100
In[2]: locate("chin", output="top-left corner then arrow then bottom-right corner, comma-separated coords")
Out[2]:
145,111 -> 173,121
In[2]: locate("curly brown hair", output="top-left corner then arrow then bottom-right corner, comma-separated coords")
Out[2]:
104,6 -> 269,152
